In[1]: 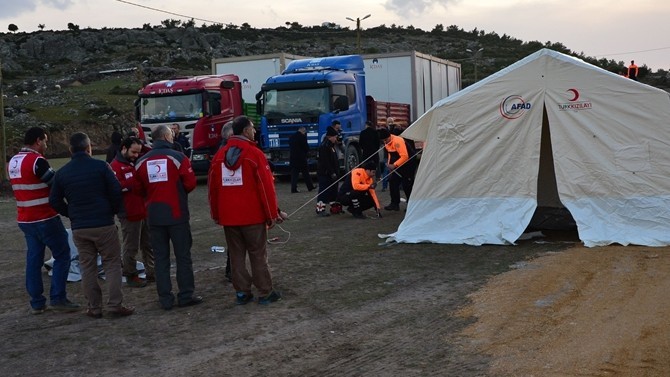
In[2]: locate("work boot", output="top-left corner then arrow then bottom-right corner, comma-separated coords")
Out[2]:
126,275 -> 147,288
384,204 -> 400,211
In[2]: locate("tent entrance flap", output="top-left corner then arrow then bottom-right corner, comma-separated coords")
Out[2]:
528,105 -> 576,231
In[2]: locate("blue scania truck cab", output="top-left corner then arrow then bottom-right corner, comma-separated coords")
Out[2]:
257,55 -> 367,174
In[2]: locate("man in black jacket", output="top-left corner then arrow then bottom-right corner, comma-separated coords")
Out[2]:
316,127 -> 340,216
359,120 -> 380,168
289,126 -> 315,193
50,132 -> 134,318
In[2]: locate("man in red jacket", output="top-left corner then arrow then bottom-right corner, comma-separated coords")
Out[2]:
135,125 -> 201,310
208,116 -> 283,305
110,136 -> 155,288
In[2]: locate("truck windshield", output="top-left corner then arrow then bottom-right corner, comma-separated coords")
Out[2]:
263,88 -> 329,117
140,93 -> 203,123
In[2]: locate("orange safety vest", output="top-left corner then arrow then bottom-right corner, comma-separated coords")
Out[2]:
350,167 -> 380,209
8,150 -> 58,223
384,134 -> 409,168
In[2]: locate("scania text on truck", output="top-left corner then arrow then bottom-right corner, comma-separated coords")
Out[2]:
255,52 -> 461,174
135,74 -> 244,174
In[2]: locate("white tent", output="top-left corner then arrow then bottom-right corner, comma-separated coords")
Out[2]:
393,48 -> 670,247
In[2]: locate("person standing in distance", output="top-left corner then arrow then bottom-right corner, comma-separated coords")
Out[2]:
289,126 -> 315,193
628,60 -> 639,81
208,116 -> 283,305
359,120 -> 380,168
135,125 -> 202,310
8,126 -> 80,314
50,132 -> 133,318
315,127 -> 341,216
110,136 -> 155,287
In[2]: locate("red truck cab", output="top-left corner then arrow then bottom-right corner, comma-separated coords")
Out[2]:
135,74 -> 244,174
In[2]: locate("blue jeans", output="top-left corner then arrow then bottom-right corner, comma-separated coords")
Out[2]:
18,216 -> 71,309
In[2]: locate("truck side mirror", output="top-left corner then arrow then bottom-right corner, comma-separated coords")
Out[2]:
255,90 -> 264,116
221,81 -> 235,89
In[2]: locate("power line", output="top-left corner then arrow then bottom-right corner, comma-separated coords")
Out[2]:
114,0 -> 354,33
115,0 -> 231,25
594,46 -> 670,58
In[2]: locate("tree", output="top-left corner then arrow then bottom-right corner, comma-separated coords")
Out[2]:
160,19 -> 181,28
183,18 -> 195,28
8,24 -> 18,33
38,24 -> 45,31
431,24 -> 444,33
67,22 -> 80,31
241,22 -> 252,30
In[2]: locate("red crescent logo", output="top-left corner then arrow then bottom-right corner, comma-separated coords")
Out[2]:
567,88 -> 579,102
153,165 -> 161,174
11,160 -> 18,168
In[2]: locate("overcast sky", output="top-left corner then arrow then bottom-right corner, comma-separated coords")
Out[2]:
2,0 -> 669,71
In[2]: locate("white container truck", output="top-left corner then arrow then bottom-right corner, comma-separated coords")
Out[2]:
362,51 -> 461,126
211,53 -> 308,104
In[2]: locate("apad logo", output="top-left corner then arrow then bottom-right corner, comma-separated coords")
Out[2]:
499,95 -> 531,120
558,88 -> 593,111
241,78 -> 252,89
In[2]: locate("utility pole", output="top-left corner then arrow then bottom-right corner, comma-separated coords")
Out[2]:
0,58 -> 7,181
466,48 -> 484,82
346,14 -> 371,54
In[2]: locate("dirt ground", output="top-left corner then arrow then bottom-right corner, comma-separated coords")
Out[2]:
1,177 -> 668,377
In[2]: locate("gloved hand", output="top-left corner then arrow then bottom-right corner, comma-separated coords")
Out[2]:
331,173 -> 337,180
370,182 -> 377,190
376,208 -> 383,218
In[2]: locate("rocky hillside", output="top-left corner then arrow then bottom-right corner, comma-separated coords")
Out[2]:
1,24 -> 666,157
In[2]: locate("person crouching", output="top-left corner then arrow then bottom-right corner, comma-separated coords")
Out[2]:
337,161 -> 381,219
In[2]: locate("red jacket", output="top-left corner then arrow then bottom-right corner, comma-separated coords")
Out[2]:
135,141 -> 196,226
208,135 -> 277,226
110,153 -> 146,221
8,149 -> 58,223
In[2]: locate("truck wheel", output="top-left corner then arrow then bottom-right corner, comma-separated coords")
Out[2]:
345,144 -> 361,172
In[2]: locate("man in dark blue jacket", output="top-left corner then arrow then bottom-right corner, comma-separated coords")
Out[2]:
50,132 -> 134,318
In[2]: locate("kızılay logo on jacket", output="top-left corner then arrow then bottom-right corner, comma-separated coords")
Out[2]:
500,95 -> 531,120
557,88 -> 593,111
